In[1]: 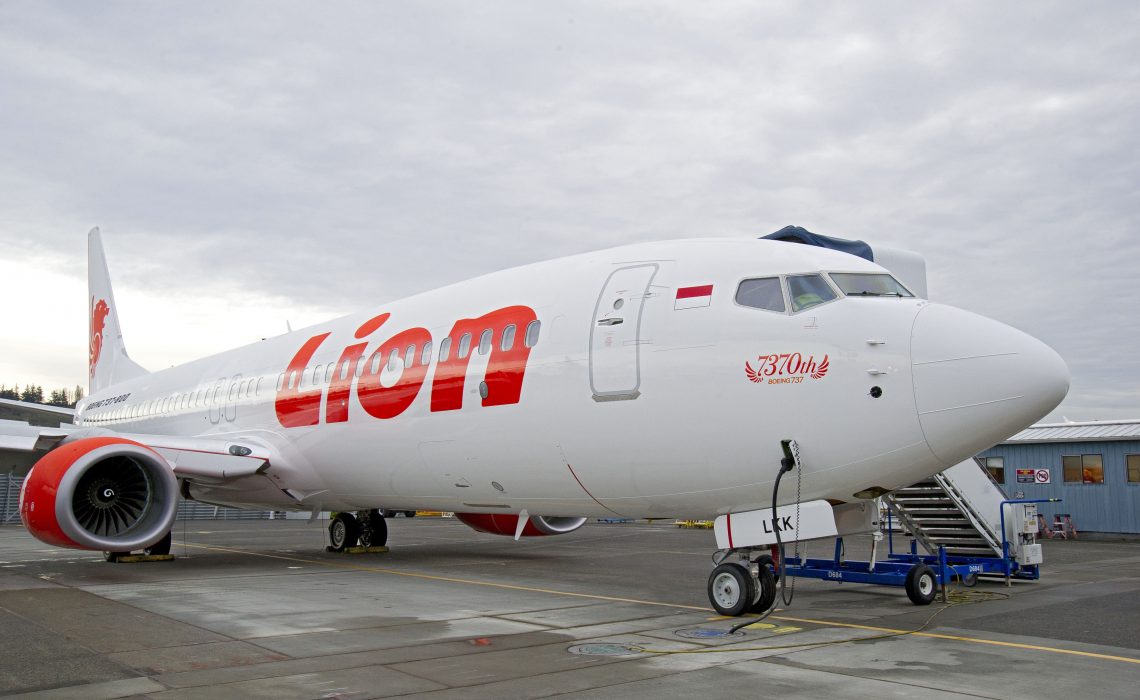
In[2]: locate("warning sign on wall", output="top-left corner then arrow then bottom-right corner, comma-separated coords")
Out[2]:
1016,468 -> 1051,484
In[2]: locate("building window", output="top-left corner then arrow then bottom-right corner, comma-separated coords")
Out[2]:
1062,454 -> 1104,484
1128,455 -> 1140,483
984,457 -> 1005,484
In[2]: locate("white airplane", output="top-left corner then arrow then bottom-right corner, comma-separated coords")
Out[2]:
2,227 -> 1068,615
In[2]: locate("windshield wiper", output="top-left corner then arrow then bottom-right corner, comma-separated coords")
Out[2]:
846,291 -> 904,297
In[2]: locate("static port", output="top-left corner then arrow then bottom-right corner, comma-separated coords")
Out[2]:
870,386 -> 883,398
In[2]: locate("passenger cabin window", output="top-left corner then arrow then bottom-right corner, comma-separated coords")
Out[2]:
1063,454 -> 1104,484
388,348 -> 400,371
478,329 -> 492,355
524,320 -> 541,348
501,324 -> 516,351
421,341 -> 433,365
735,278 -> 786,312
458,332 -> 472,359
787,274 -> 837,312
371,351 -> 383,374
405,344 -> 416,368
829,272 -> 913,298
439,337 -> 452,361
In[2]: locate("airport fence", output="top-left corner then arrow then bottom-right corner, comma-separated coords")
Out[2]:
1,473 -> 273,524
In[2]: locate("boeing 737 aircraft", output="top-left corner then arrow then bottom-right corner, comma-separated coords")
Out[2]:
1,227 -> 1068,615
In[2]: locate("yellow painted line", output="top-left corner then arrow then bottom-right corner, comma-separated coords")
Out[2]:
181,543 -> 1140,665
181,543 -> 709,611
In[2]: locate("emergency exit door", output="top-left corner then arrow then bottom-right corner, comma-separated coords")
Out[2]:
590,264 -> 658,400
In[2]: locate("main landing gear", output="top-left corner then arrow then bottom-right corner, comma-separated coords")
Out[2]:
328,510 -> 389,552
103,530 -> 173,562
707,551 -> 778,617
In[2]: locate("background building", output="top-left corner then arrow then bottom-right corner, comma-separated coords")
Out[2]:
978,420 -> 1140,535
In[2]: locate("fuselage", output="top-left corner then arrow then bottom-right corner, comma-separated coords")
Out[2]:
73,238 -> 1069,519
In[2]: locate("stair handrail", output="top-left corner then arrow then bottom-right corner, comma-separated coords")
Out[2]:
882,493 -> 940,555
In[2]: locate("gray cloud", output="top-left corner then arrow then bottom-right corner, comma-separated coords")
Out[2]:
1,1 -> 1136,419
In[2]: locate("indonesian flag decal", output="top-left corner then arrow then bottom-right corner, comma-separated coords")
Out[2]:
675,284 -> 713,310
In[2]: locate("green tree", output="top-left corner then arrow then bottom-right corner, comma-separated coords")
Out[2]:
21,385 -> 44,403
0,384 -> 17,400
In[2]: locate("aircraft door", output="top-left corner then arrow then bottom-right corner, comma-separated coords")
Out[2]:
590,264 -> 658,400
225,374 -> 241,422
208,378 -> 225,424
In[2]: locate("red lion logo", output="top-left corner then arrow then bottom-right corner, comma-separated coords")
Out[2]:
89,297 -> 110,378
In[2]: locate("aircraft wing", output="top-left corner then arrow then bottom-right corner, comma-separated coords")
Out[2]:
0,398 -> 75,427
0,420 -> 269,481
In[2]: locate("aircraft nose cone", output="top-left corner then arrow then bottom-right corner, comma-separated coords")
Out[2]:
911,304 -> 1069,466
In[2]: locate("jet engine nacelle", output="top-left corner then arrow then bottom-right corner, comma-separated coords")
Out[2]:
20,437 -> 178,551
454,513 -> 588,537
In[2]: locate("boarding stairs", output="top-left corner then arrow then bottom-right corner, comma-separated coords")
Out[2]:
883,458 -> 1006,558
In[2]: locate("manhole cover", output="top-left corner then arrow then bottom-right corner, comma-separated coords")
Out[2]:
675,627 -> 745,639
567,643 -> 640,656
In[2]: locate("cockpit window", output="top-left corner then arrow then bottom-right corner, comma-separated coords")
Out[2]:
829,272 -> 914,298
787,274 -> 838,312
735,277 -> 786,312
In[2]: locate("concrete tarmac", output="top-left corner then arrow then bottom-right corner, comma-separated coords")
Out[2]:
0,518 -> 1137,699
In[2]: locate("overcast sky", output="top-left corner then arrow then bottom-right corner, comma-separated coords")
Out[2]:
1,2 -> 1136,421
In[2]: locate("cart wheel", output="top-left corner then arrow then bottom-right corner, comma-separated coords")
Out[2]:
905,563 -> 937,605
961,572 -> 979,588
748,561 -> 778,613
707,563 -> 755,616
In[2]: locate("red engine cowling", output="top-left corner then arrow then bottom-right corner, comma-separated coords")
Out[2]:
454,513 -> 587,537
20,437 -> 179,551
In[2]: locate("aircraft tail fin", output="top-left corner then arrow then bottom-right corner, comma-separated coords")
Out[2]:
88,227 -> 148,393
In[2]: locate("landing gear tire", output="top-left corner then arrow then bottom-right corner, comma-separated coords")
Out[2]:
754,554 -> 780,584
103,551 -> 129,563
748,560 -> 778,613
358,509 -> 388,548
905,563 -> 938,605
708,562 -> 755,617
145,531 -> 172,556
328,512 -> 360,552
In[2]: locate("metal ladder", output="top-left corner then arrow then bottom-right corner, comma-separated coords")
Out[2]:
884,459 -> 1003,558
